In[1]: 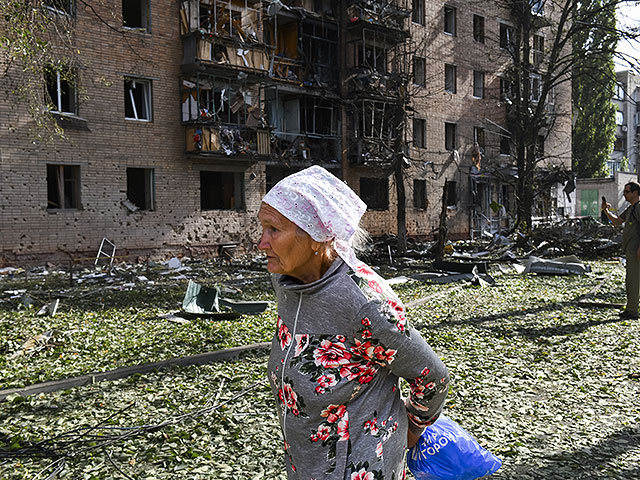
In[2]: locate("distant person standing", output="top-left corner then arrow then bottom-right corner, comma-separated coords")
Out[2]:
603,182 -> 640,319
600,196 -> 610,224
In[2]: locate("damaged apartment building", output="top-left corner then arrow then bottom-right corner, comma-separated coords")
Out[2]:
0,0 -> 573,262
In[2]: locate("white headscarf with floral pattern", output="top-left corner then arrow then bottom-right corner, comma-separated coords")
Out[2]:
262,166 -> 367,270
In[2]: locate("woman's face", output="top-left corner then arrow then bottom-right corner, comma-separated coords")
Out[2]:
258,203 -> 317,282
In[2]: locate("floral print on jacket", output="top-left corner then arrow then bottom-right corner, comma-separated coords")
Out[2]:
268,259 -> 449,479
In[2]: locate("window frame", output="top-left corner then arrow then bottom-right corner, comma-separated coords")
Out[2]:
444,122 -> 457,151
413,118 -> 426,149
125,78 -> 153,121
412,0 -> 425,25
413,56 -> 426,86
444,6 -> 457,36
44,0 -> 75,16
45,67 -> 78,115
200,170 -> 246,211
47,164 -> 81,210
473,71 -> 485,99
500,23 -> 515,51
473,15 -> 485,43
122,0 -> 151,32
126,167 -> 155,211
444,64 -> 457,93
413,179 -> 427,210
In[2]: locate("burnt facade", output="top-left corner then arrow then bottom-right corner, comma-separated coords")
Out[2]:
0,0 -> 573,263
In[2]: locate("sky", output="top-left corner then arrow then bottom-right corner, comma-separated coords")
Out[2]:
616,1 -> 640,70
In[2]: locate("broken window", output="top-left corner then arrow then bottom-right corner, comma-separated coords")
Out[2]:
500,134 -> 511,155
445,64 -> 456,93
123,0 -> 150,31
413,118 -> 426,148
473,71 -> 485,98
358,44 -> 388,73
302,21 -> 339,84
530,73 -> 542,102
473,15 -> 485,43
500,77 -> 515,101
44,0 -> 74,15
533,34 -> 544,67
412,0 -> 424,25
500,23 -> 515,51
446,180 -> 457,206
413,179 -> 427,210
45,66 -> 77,115
474,127 -> 485,150
445,122 -> 457,151
360,177 -> 389,211
126,168 -> 154,210
301,97 -> 338,135
125,78 -> 152,121
47,164 -> 80,209
413,57 -> 426,86
444,6 -> 456,36
200,170 -> 244,210
359,101 -> 393,139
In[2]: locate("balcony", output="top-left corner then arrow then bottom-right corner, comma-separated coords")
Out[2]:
346,0 -> 410,38
186,124 -> 271,157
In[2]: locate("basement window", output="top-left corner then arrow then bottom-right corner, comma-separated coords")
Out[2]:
47,164 -> 81,209
45,67 -> 77,115
413,179 -> 427,210
125,78 -> 152,121
200,171 -> 245,210
123,0 -> 150,31
360,177 -> 389,211
126,168 -> 155,210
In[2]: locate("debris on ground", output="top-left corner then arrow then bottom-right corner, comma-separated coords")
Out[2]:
523,255 -> 591,276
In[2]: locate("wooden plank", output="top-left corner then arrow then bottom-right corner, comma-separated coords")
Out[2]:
0,342 -> 271,401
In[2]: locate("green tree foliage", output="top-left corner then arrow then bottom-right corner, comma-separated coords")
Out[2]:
572,0 -> 618,178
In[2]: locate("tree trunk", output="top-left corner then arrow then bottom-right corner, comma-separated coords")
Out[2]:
394,103 -> 407,254
435,180 -> 449,261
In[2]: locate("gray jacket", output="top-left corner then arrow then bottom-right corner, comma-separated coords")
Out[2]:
267,259 -> 449,479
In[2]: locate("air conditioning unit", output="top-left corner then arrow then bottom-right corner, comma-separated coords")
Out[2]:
622,125 -> 628,132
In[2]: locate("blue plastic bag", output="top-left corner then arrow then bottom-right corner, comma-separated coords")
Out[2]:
407,415 -> 502,480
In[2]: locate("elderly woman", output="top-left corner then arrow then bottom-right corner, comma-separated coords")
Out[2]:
258,166 -> 449,479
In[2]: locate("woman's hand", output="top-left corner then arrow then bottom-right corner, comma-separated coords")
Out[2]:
407,428 -> 421,450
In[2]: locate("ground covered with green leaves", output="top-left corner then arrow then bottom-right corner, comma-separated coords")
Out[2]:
1,258 -> 639,479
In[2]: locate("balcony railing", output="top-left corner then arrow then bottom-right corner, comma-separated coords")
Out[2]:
186,124 -> 271,156
183,35 -> 270,73
180,0 -> 261,42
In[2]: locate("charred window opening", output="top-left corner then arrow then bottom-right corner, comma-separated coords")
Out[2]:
473,15 -> 484,43
446,180 -> 458,206
445,64 -> 456,93
47,164 -> 80,209
45,67 -> 77,115
125,78 -> 152,121
359,101 -> 394,139
127,168 -> 155,211
200,171 -> 244,210
123,0 -> 150,31
413,179 -> 427,210
500,134 -> 511,155
181,77 -> 253,125
413,118 -> 426,148
360,177 -> 389,211
302,21 -> 339,84
445,122 -> 457,151
358,44 -> 388,73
